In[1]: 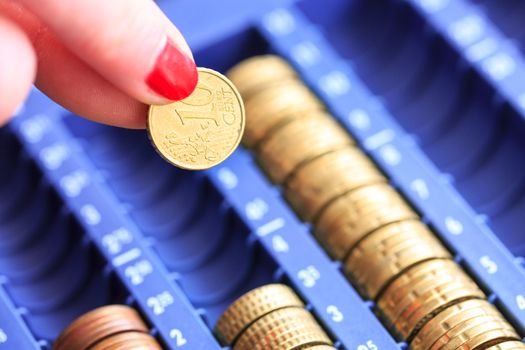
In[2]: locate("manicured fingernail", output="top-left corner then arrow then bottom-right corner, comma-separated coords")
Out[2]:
146,37 -> 198,101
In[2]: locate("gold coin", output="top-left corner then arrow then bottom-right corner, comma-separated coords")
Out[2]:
285,146 -> 386,222
345,220 -> 451,300
314,183 -> 418,260
433,315 -> 518,350
378,259 -> 484,341
486,341 -> 525,349
53,305 -> 148,350
148,67 -> 245,170
90,332 -> 162,350
242,81 -> 324,148
256,111 -> 353,184
227,55 -> 298,97
304,346 -> 338,350
234,307 -> 332,350
410,299 -> 504,350
215,284 -> 304,346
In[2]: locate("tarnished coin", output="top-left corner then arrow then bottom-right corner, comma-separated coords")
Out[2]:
148,68 -> 245,170
345,220 -> 451,300
314,183 -> 418,260
234,307 -> 332,350
227,55 -> 298,97
90,332 -> 162,350
285,146 -> 386,222
53,305 -> 148,350
256,111 -> 353,184
215,284 -> 304,346
486,341 -> 525,349
377,259 -> 485,341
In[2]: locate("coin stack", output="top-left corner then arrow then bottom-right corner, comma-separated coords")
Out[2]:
214,284 -> 336,350
53,305 -> 161,350
228,55 -> 524,349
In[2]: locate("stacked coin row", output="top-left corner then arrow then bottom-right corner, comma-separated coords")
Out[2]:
215,284 -> 336,349
54,305 -> 162,350
227,55 -> 524,349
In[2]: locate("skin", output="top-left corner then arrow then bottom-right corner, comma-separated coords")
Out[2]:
0,0 -> 194,128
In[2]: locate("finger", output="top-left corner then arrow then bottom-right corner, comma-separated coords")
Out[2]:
0,15 -> 36,125
18,0 -> 198,105
0,2 -> 147,128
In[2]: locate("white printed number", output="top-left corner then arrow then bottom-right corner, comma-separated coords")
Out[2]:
445,216 -> 463,235
170,329 -> 188,347
60,170 -> 89,197
326,305 -> 344,323
147,291 -> 174,315
272,235 -> 289,253
358,340 -> 378,350
0,329 -> 7,344
245,198 -> 269,221
40,143 -> 69,170
102,228 -> 133,254
516,295 -> 525,310
125,259 -> 153,286
298,266 -> 320,288
410,179 -> 430,200
479,255 -> 498,274
217,167 -> 238,190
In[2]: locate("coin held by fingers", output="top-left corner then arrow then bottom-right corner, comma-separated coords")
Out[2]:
147,67 -> 245,170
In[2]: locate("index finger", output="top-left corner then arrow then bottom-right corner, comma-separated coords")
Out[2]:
17,0 -> 198,105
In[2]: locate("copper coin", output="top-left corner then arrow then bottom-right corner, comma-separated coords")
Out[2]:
378,259 -> 485,341
215,284 -> 304,346
285,146 -> 386,222
315,183 -> 418,260
227,55 -> 298,97
256,111 -> 353,184
54,305 -> 148,350
233,307 -> 332,350
90,332 -> 162,350
346,220 -> 451,300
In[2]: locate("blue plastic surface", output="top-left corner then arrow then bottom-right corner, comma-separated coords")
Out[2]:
1,0 -> 525,349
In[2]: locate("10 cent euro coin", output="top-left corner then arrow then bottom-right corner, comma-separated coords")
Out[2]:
148,67 -> 245,170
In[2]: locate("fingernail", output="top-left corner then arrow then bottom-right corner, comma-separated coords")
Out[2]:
146,37 -> 198,101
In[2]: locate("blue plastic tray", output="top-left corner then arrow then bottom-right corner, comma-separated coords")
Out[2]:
2,0 -> 525,348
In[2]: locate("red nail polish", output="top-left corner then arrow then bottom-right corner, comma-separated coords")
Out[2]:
146,37 -> 198,101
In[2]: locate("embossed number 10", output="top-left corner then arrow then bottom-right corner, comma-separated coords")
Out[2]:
175,82 -> 221,126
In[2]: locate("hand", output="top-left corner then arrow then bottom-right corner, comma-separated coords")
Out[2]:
0,0 -> 198,128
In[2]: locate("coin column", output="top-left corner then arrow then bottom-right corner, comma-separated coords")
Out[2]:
214,283 -> 336,350
53,305 -> 162,350
227,55 -> 523,349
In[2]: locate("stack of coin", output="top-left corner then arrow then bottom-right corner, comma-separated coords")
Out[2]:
54,305 -> 161,350
228,55 -> 523,349
410,299 -> 520,350
486,341 -> 525,349
215,284 -> 335,350
345,220 -> 451,300
315,183 -> 418,260
227,56 -> 325,150
256,110 -> 353,184
377,259 -> 485,341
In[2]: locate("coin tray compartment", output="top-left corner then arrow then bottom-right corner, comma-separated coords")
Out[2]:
297,0 -> 525,255
62,116 -> 281,326
3,0 -> 525,349
0,136 -> 132,348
